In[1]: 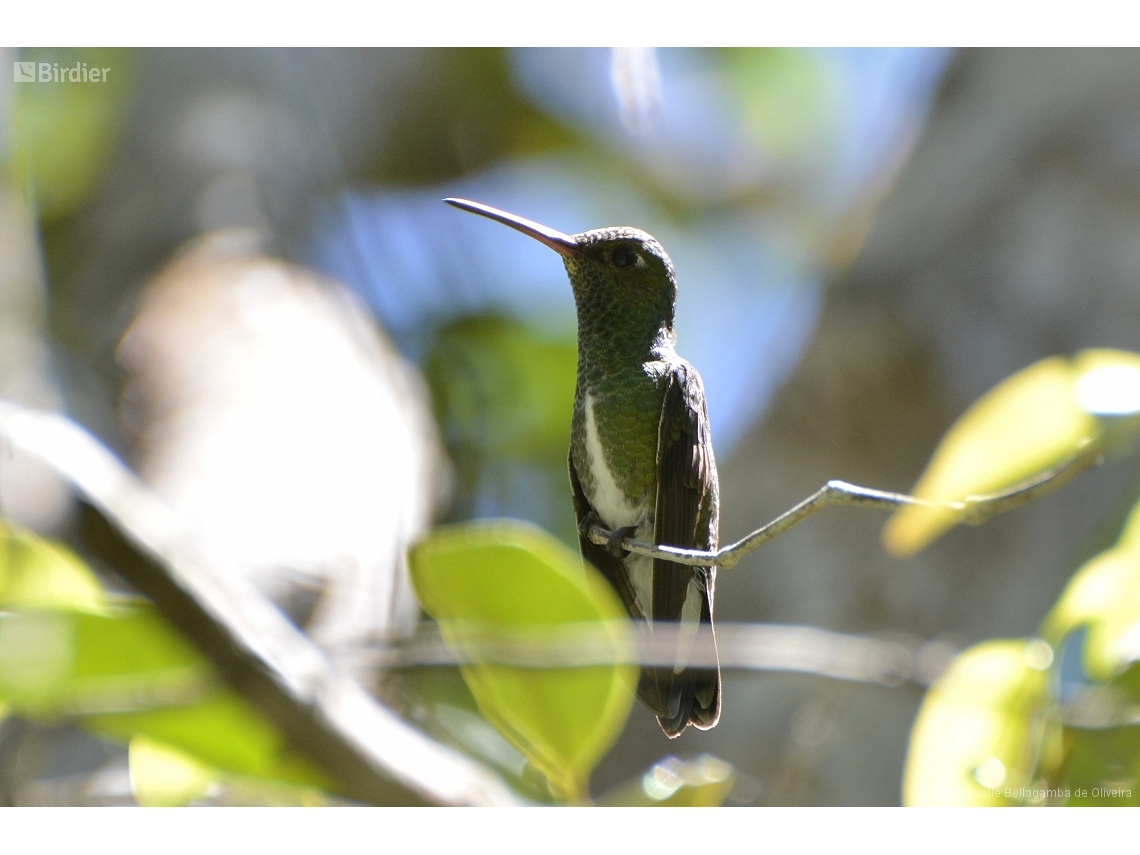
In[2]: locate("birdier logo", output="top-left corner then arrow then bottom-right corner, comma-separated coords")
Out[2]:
13,61 -> 110,83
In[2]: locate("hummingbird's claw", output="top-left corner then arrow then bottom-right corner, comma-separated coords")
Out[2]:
607,525 -> 638,559
578,509 -> 602,541
578,511 -> 635,558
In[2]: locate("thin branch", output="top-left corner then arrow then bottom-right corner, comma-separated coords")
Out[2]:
338,621 -> 959,688
587,436 -> 1106,569
0,401 -> 523,807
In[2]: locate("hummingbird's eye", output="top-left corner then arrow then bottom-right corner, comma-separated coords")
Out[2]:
611,246 -> 641,269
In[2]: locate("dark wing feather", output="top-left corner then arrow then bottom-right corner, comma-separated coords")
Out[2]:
568,449 -> 644,620
653,362 -> 718,617
650,361 -> 721,735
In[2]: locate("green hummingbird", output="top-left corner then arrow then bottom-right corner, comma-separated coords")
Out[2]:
445,198 -> 721,737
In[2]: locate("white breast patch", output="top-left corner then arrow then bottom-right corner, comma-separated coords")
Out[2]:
582,393 -> 646,531
583,393 -> 654,616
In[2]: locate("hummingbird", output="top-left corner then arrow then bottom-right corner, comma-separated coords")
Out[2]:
445,198 -> 721,737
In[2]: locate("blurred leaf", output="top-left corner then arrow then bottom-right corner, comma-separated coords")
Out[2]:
723,48 -> 838,162
1042,498 -> 1140,682
1072,349 -> 1140,420
9,48 -> 132,220
0,522 -> 178,715
0,604 -> 212,717
426,315 -> 577,464
0,519 -> 108,614
0,524 -> 338,797
130,734 -> 218,807
391,666 -> 555,802
425,315 -> 581,541
0,604 -> 335,795
89,693 -> 337,793
372,49 -> 576,185
409,520 -> 636,802
1057,725 -> 1140,805
882,351 -> 1140,556
903,639 -> 1055,806
597,754 -> 736,807
129,733 -> 340,807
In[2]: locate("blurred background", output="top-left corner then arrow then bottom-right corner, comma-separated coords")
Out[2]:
2,46 -> 1140,806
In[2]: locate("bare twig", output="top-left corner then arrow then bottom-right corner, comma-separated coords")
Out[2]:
0,401 -> 523,807
586,437 -> 1106,569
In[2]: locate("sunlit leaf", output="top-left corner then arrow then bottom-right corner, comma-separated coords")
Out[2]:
130,734 -> 219,807
0,611 -> 76,711
129,733 -> 339,807
1056,725 -> 1140,805
903,639 -> 1055,806
884,354 -> 1105,556
0,520 -> 108,614
90,693 -> 337,793
1073,349 -> 1140,419
409,520 -> 636,802
0,605 -> 213,716
0,528 -> 337,797
597,754 -> 736,807
1042,498 -> 1140,682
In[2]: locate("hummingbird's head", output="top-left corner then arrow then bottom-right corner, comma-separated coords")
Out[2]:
562,226 -> 677,331
444,198 -> 678,335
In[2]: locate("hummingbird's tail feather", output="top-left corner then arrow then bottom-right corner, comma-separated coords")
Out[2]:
687,585 -> 722,730
687,665 -> 722,730
643,664 -> 721,738
638,600 -> 722,738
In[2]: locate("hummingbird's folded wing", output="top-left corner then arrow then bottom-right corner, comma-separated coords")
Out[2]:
649,360 -> 722,734
652,361 -> 719,623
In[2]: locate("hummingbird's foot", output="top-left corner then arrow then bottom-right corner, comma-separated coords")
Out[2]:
606,525 -> 638,559
578,511 -> 636,558
578,509 -> 604,542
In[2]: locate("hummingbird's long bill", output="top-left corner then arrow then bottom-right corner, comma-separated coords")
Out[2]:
444,198 -> 581,256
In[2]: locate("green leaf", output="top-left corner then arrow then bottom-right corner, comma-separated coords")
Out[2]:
884,349 -> 1140,557
90,693 -> 337,794
409,520 -> 636,802
0,519 -> 108,614
425,315 -> 577,464
0,603 -> 336,795
903,639 -> 1056,806
1042,497 -> 1140,682
1055,725 -> 1140,805
0,605 -> 213,716
0,523 -> 195,716
597,754 -> 736,807
129,734 -> 219,807
0,524 -> 338,797
1072,349 -> 1140,419
129,733 -> 341,807
394,666 -> 557,801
